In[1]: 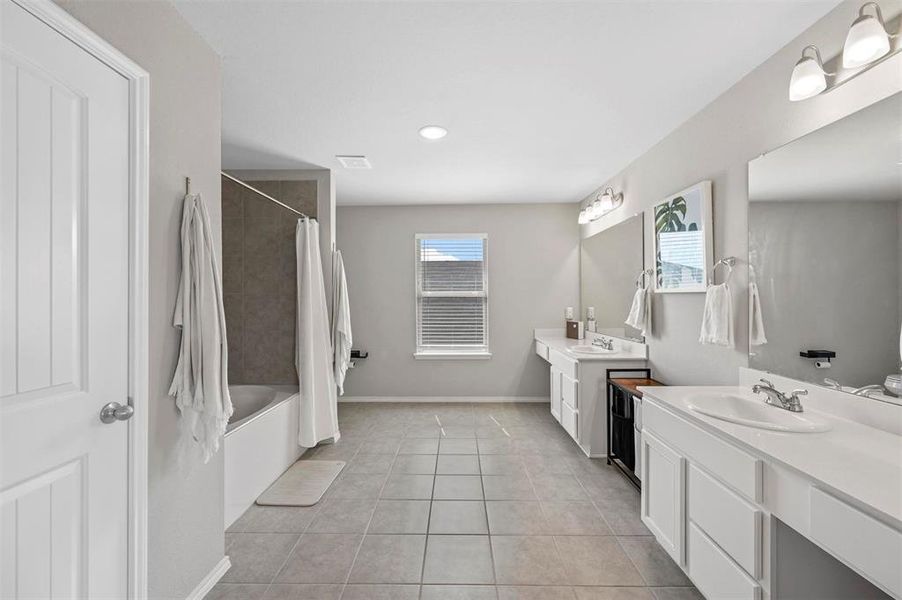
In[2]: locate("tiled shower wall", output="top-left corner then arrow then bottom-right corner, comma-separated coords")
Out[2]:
222,176 -> 317,384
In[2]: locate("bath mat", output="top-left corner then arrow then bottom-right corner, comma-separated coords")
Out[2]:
256,460 -> 345,507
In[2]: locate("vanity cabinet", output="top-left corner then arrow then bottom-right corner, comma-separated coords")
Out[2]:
640,430 -> 685,564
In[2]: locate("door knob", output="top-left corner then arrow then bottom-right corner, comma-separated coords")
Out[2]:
100,402 -> 134,424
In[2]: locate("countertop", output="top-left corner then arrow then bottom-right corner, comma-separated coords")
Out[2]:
639,385 -> 902,528
534,330 -> 648,361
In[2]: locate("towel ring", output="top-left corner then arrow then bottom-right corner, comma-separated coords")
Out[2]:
709,257 -> 736,285
635,268 -> 654,289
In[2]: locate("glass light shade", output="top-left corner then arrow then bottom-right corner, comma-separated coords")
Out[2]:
843,13 -> 890,68
578,209 -> 590,224
589,198 -> 602,220
599,192 -> 614,212
789,56 -> 827,101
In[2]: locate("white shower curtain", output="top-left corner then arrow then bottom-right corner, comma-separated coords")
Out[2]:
295,218 -> 340,448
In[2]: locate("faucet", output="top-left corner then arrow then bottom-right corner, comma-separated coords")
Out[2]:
752,378 -> 808,413
823,378 -> 843,391
592,336 -> 614,351
849,384 -> 887,398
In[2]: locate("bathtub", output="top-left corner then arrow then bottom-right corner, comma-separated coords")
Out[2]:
224,384 -> 304,528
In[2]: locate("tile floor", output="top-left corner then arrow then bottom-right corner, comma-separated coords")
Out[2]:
208,402 -> 703,600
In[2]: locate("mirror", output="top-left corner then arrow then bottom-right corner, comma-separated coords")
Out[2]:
748,93 -> 902,403
580,213 -> 645,341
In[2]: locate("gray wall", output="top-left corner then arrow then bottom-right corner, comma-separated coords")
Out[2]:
578,0 -> 902,386
222,176 -> 317,385
580,214 -> 644,333
749,200 -> 900,387
337,204 -> 579,398
55,2 -> 224,598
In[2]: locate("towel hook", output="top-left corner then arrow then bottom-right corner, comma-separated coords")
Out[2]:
635,268 -> 654,289
709,256 -> 736,285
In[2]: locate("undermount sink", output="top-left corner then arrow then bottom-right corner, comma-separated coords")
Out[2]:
686,393 -> 831,433
568,345 -> 614,355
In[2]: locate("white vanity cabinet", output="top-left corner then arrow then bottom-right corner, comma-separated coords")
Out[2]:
640,388 -> 902,600
534,334 -> 647,457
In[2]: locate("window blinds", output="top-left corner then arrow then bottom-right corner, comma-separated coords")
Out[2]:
415,235 -> 488,353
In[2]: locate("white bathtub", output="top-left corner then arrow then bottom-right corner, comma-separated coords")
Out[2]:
224,384 -> 304,528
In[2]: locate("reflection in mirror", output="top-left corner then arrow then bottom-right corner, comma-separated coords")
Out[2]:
580,213 -> 645,341
748,92 -> 902,404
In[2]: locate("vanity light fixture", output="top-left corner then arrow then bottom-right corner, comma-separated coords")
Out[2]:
418,125 -> 448,140
843,2 -> 892,68
578,187 -> 624,224
789,45 -> 832,101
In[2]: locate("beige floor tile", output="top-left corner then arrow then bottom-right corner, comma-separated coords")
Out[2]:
439,439 -> 479,454
490,536 -> 567,585
221,533 -> 300,583
393,454 -> 438,474
540,501 -> 612,535
307,497 -> 377,533
262,583 -> 344,599
619,537 -> 692,586
421,585 -> 498,599
434,475 -> 484,500
479,455 -> 526,476
552,536 -> 643,586
347,534 -> 426,584
275,534 -> 362,583
340,584 -> 420,599
496,586 -> 576,600
429,501 -> 489,534
485,501 -> 548,535
368,500 -> 431,534
437,455 -> 481,475
572,587 -> 654,600
482,476 -> 536,501
399,438 -> 440,454
381,474 -> 435,499
423,535 -> 495,584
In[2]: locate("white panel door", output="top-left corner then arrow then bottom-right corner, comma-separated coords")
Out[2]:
1,2 -> 131,598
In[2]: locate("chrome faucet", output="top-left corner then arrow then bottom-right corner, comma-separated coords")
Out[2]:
823,378 -> 843,391
592,336 -> 614,351
849,384 -> 887,398
752,378 -> 807,413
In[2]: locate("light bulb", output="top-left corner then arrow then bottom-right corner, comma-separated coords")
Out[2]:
789,46 -> 828,101
578,209 -> 590,225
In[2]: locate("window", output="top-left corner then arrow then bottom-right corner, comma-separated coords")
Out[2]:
415,234 -> 489,358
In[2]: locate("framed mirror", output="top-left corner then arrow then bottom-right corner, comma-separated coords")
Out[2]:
580,213 -> 645,341
748,92 -> 901,404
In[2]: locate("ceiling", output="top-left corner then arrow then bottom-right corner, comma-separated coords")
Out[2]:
174,0 -> 839,206
750,92 -> 902,203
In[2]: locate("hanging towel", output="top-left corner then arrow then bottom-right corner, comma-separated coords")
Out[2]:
699,283 -> 734,347
296,218 -> 340,448
332,249 -> 352,395
169,192 -> 233,463
749,282 -> 768,346
625,284 -> 651,337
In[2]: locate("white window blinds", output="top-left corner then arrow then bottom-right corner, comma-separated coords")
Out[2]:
415,234 -> 488,355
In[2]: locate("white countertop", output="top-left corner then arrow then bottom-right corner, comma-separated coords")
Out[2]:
534,330 -> 648,361
639,385 -> 902,528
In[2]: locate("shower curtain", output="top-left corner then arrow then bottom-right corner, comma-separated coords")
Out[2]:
295,218 -> 340,448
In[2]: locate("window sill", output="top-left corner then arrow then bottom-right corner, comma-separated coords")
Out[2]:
413,351 -> 493,360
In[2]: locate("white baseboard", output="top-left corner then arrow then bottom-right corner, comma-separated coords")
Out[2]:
339,396 -> 548,404
186,555 -> 231,600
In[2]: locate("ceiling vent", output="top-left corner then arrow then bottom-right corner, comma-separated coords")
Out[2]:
336,155 -> 372,169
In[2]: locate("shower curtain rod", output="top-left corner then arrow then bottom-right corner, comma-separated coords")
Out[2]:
220,171 -> 309,219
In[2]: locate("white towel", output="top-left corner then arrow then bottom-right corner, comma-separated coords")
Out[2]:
749,282 -> 768,346
296,218 -> 340,448
169,192 -> 233,463
699,283 -> 733,347
332,249 -> 352,395
625,285 -> 651,337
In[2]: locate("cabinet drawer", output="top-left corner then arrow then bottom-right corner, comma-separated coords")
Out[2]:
535,341 -> 549,361
562,373 -> 578,410
689,465 -> 761,578
644,399 -> 761,501
549,349 -> 578,380
810,487 -> 902,598
561,401 -> 578,440
689,522 -> 761,600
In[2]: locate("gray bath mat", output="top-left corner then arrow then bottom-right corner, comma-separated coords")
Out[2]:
256,460 -> 345,507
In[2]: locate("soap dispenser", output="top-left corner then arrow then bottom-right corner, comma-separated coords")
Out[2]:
586,307 -> 597,333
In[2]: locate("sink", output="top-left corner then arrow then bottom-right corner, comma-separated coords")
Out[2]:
686,393 -> 831,433
568,345 -> 614,355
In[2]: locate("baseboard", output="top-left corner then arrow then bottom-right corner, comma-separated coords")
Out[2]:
185,555 -> 231,600
339,396 -> 548,404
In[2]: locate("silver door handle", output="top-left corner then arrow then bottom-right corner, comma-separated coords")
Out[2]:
100,402 -> 134,424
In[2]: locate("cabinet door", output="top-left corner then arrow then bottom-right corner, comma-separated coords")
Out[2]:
641,430 -> 686,565
550,367 -> 562,422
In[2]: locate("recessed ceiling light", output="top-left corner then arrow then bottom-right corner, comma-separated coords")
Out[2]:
418,125 -> 448,140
